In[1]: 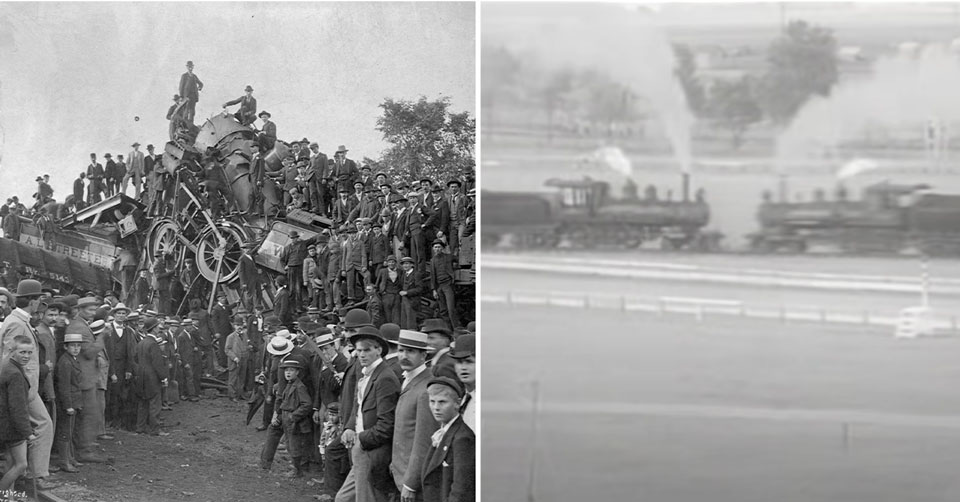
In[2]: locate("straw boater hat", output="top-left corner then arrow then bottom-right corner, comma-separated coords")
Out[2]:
89,320 -> 105,336
275,329 -> 294,340
266,336 -> 295,356
64,333 -> 84,344
396,330 -> 431,351
279,358 -> 302,370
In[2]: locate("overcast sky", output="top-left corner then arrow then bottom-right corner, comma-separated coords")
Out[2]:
0,2 -> 475,204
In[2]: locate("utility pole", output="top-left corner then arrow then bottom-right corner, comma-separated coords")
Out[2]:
526,378 -> 541,502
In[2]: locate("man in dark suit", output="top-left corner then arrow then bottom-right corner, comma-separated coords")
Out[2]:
333,189 -> 358,227
406,195 -> 426,274
388,195 -> 410,259
340,226 -> 366,305
73,172 -> 86,210
133,317 -> 168,435
103,154 -> 117,197
257,111 -> 277,152
398,257 -> 422,330
332,145 -> 359,192
86,153 -> 105,205
274,276 -> 292,327
421,319 -> 455,380
238,242 -> 262,311
306,143 -> 329,215
420,377 -> 474,502
178,60 -> 203,125
104,304 -> 137,430
222,85 -> 257,126
335,326 -> 399,502
429,241 -> 458,331
376,255 -> 403,325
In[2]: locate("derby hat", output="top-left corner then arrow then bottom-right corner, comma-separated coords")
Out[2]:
15,279 -> 43,298
336,145 -> 348,153
396,330 -> 430,351
263,315 -> 281,327
420,178 -> 434,185
131,142 -> 141,147
427,376 -> 464,399
186,60 -> 194,67
143,317 -> 160,332
447,179 -> 462,187
343,309 -> 372,329
111,303 -> 130,314
466,321 -> 475,333
349,325 -> 389,356
244,85 -> 254,92
288,230 -> 300,239
258,110 -> 271,119
379,323 -> 401,345
450,333 -> 475,359
266,336 -> 295,356
103,153 -> 112,158
420,318 -> 452,338
64,333 -> 84,344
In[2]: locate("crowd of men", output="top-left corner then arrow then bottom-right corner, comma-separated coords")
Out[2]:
0,280 -> 476,501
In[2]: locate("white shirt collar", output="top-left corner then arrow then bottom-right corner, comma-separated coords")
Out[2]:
401,363 -> 427,383
361,357 -> 383,377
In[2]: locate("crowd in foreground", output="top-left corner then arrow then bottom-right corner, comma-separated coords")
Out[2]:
0,279 -> 476,502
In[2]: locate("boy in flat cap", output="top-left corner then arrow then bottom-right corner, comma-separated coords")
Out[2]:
274,359 -> 314,478
421,377 -> 474,502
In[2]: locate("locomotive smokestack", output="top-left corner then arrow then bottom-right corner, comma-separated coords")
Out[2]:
682,172 -> 690,202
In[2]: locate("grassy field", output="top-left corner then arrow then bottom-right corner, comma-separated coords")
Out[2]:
482,303 -> 960,502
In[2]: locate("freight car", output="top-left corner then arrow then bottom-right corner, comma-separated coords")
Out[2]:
749,181 -> 960,255
482,177 -> 721,250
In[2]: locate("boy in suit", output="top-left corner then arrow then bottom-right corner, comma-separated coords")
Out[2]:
56,333 -> 85,472
275,358 -> 313,478
421,377 -> 474,502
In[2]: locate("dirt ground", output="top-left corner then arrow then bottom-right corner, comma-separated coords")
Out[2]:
43,393 -> 326,502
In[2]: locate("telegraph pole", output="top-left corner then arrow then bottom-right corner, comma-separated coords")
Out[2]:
526,378 -> 541,502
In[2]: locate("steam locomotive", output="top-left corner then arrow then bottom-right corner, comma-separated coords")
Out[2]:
482,176 -> 721,250
749,181 -> 960,255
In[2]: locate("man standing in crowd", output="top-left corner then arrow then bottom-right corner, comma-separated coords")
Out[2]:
103,153 -> 117,197
377,255 -> 402,325
70,296 -> 108,463
105,303 -> 135,430
429,240 -> 459,331
390,329 -> 437,502
332,145 -> 359,192
73,172 -> 86,211
87,153 -> 105,205
179,60 -> 203,125
450,333 -> 475,433
336,325 -> 400,502
133,317 -> 168,436
399,257 -> 422,330
308,142 -> 329,215
124,142 -> 145,198
281,231 -> 320,312
0,280 -> 56,488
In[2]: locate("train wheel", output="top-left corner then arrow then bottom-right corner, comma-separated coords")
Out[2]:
195,223 -> 248,284
148,219 -> 187,264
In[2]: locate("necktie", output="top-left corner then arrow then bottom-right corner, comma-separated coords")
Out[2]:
460,393 -> 472,413
431,427 -> 444,448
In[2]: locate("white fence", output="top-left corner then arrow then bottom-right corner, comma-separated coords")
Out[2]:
481,289 -> 960,334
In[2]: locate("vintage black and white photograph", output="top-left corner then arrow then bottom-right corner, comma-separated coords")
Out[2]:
0,2 -> 475,501
482,2 -> 960,501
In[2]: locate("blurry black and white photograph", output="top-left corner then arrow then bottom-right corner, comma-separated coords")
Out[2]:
0,3 -> 475,501
482,3 -> 960,501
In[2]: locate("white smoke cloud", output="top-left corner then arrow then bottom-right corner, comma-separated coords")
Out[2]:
777,43 -> 960,167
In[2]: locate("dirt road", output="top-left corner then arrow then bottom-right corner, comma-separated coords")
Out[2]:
44,395 -> 324,502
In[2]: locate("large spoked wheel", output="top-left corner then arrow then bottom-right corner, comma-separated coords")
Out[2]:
195,223 -> 248,284
148,219 -> 186,265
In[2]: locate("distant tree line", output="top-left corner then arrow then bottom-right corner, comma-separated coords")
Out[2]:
482,20 -> 839,150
